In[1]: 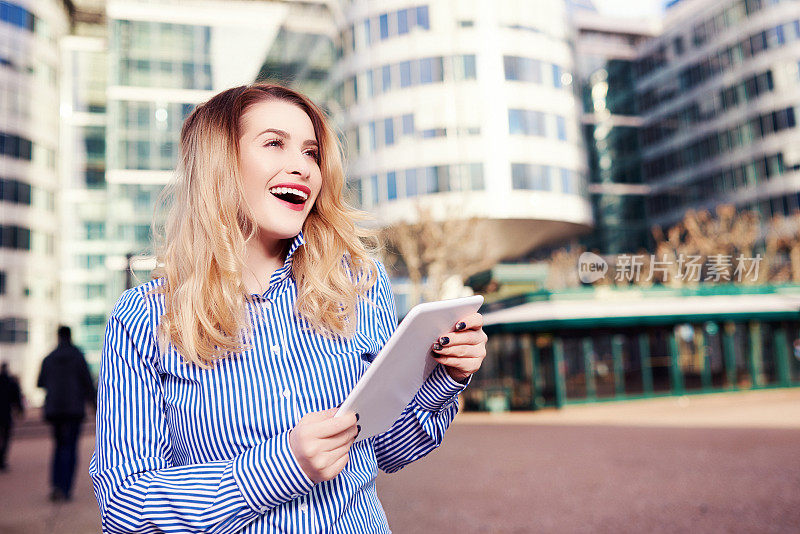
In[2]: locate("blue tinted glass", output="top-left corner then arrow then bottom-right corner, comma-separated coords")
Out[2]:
503,56 -> 518,80
419,58 -> 432,84
406,169 -> 418,196
508,110 -> 523,134
402,114 -> 414,135
416,6 -> 430,30
398,9 -> 409,34
369,122 -> 377,149
425,167 -> 438,193
384,118 -> 395,145
561,168 -> 572,193
379,13 -> 389,39
382,65 -> 392,91
371,174 -> 379,204
387,171 -> 397,200
552,64 -> 562,88
463,55 -> 476,79
399,61 -> 412,87
364,18 -> 371,43
556,116 -> 567,140
511,164 -> 527,189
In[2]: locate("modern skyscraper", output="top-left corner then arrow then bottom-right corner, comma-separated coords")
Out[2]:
102,0 -> 335,342
637,0 -> 800,228
0,0 -> 69,395
573,12 -> 658,254
58,2 -> 108,371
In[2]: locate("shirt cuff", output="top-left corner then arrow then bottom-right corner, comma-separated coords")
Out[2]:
412,364 -> 471,412
232,429 -> 314,514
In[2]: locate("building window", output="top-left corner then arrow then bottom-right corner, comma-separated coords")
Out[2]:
399,60 -> 413,87
0,132 -> 33,161
84,222 -> 105,240
379,13 -> 390,39
370,174 -> 379,205
402,114 -> 415,136
0,318 -> 28,344
556,115 -> 567,141
0,225 -> 31,250
511,163 -> 552,191
86,254 -> 105,269
0,178 -> 31,205
387,171 -> 397,200
405,168 -> 418,197
384,118 -> 395,146
504,56 -> 542,83
0,2 -> 35,32
509,109 -> 546,136
86,284 -> 104,299
416,6 -> 430,30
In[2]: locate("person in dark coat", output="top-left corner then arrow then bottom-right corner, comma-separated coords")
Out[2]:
37,326 -> 96,501
0,361 -> 24,471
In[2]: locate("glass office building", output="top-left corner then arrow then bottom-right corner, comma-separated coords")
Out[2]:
573,13 -> 657,254
59,9 -> 109,370
0,0 -> 69,396
102,0 -> 335,340
637,0 -> 800,228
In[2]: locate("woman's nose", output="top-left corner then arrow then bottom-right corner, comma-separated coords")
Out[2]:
286,148 -> 310,177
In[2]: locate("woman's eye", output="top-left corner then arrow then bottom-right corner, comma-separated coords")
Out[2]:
305,149 -> 320,160
264,139 -> 283,148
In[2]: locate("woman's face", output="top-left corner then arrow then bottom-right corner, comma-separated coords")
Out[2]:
238,99 -> 323,244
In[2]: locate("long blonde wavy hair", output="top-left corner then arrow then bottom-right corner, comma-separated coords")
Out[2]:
150,83 -> 380,368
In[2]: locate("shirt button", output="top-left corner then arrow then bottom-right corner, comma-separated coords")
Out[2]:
282,388 -> 291,399
299,502 -> 308,513
271,345 -> 280,355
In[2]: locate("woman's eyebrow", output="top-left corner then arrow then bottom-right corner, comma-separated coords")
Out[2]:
257,128 -> 289,139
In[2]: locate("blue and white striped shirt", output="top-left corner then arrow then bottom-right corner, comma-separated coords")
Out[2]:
89,231 -> 468,533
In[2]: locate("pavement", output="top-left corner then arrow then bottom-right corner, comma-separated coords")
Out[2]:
1,388 -> 798,533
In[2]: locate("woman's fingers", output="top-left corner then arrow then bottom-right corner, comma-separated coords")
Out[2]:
435,329 -> 487,348
308,411 -> 358,439
452,312 -> 483,331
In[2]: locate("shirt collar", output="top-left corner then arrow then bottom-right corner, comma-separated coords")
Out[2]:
250,231 -> 305,299
284,230 -> 306,266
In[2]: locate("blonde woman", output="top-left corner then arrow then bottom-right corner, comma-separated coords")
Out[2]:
89,83 -> 487,533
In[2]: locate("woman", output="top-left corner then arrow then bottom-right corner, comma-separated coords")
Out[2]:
89,83 -> 487,533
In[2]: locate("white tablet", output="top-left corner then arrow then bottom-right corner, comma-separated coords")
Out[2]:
335,294 -> 484,442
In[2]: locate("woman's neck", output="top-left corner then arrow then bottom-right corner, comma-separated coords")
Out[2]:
242,233 -> 287,295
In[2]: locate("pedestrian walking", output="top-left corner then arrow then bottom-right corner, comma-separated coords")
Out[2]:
90,83 -> 488,533
37,326 -> 96,501
0,361 -> 24,471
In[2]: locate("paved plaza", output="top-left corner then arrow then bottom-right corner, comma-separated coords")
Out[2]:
1,389 -> 798,533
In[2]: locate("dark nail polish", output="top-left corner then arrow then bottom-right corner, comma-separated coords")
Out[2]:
355,413 -> 360,421
456,322 -> 466,331
433,343 -> 441,351
439,336 -> 449,346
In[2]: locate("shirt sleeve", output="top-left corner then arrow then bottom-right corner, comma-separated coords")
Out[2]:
367,261 -> 470,474
89,287 -> 314,534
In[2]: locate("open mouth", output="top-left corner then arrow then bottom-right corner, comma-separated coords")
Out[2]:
269,186 -> 309,206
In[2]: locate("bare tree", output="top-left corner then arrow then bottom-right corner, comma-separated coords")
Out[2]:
380,203 -> 495,305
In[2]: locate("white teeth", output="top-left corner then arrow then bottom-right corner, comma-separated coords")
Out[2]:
269,186 -> 308,200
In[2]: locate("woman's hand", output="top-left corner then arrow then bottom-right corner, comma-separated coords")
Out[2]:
431,312 -> 487,383
288,408 -> 360,483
